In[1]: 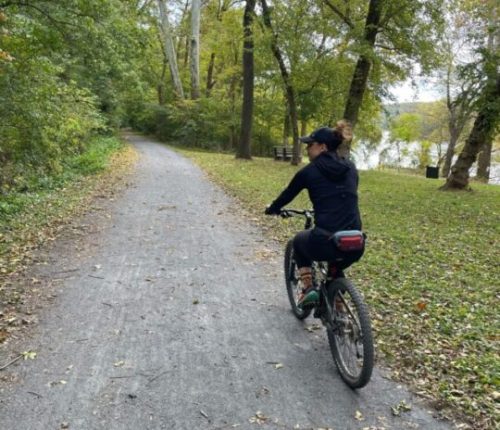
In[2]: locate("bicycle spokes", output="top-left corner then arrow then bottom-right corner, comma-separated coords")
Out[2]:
332,291 -> 365,377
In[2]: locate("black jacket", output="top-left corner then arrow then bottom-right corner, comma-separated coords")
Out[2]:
268,152 -> 362,232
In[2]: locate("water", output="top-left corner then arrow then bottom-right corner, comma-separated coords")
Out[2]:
352,132 -> 499,185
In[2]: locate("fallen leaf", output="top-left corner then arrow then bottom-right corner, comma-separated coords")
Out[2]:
416,301 -> 427,311
249,411 -> 269,424
22,351 -> 37,360
305,324 -> 321,332
355,410 -> 364,421
391,400 -> 412,416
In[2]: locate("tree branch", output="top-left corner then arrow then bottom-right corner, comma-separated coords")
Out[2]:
1,1 -> 80,28
323,0 -> 354,29
374,43 -> 397,51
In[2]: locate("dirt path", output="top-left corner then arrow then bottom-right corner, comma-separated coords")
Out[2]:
0,134 -> 452,430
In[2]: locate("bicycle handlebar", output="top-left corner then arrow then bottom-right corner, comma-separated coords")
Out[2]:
279,208 -> 314,218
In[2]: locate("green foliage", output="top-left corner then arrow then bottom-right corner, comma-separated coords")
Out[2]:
179,148 -> 500,428
0,0 -> 152,188
390,112 -> 421,143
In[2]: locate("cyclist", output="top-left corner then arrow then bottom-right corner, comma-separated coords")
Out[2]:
265,121 -> 363,308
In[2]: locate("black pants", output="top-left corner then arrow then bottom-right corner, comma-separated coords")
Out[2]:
293,228 -> 364,270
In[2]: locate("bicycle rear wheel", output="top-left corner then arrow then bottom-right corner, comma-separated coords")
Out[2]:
284,240 -> 311,320
326,278 -> 373,388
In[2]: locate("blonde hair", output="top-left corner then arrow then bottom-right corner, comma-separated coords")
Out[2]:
335,120 -> 353,142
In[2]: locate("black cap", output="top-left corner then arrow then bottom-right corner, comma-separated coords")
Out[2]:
299,127 -> 342,150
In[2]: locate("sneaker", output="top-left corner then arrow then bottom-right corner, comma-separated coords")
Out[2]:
298,286 -> 319,309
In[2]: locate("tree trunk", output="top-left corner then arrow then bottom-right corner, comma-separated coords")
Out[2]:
190,0 -> 201,99
476,21 -> 497,182
441,129 -> 459,178
176,0 -> 190,67
441,76 -> 500,190
205,52 -> 216,96
300,119 -> 307,138
236,0 -> 256,159
476,140 -> 492,181
261,0 -> 301,165
340,0 -> 382,156
157,58 -> 167,105
228,76 -> 238,150
157,0 -> 184,100
283,103 -> 290,146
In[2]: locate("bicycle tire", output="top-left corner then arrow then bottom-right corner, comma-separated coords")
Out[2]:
326,277 -> 374,388
284,240 -> 311,320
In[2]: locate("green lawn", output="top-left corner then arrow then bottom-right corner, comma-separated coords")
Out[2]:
178,148 -> 500,429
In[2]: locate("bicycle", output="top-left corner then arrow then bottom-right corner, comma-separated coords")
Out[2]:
281,209 -> 374,389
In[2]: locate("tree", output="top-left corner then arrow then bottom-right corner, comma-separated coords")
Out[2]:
442,75 -> 500,189
190,0 -> 201,99
389,113 -> 420,167
261,0 -> 300,165
476,11 -> 499,181
236,0 -> 256,159
157,0 -> 185,100
441,0 -> 500,189
323,0 -> 444,155
433,0 -> 480,178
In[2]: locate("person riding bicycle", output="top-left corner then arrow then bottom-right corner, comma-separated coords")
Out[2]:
265,121 -> 363,308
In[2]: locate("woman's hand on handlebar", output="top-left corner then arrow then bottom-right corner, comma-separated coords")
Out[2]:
264,205 -> 280,215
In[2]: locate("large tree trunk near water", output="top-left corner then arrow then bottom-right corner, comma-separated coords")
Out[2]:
343,0 -> 382,126
339,0 -> 382,156
236,0 -> 256,159
476,140 -> 492,182
261,0 -> 301,165
441,128 -> 459,178
441,75 -> 500,190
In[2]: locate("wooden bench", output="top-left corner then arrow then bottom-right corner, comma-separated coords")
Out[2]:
273,146 -> 293,161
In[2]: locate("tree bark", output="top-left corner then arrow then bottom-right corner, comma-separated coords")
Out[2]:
476,140 -> 492,181
157,0 -> 184,100
283,103 -> 290,146
190,0 -> 201,99
300,119 -> 307,137
441,75 -> 500,190
236,0 -> 256,159
261,0 -> 301,165
340,0 -> 382,156
441,127 -> 459,178
476,18 -> 498,182
205,52 -> 216,96
157,57 -> 167,105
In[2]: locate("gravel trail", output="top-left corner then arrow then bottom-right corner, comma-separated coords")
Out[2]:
0,134 -> 452,430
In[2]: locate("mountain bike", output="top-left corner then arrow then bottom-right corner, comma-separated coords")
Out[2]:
281,209 -> 374,389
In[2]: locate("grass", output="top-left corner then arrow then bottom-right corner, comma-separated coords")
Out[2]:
177,148 -> 500,429
0,136 -> 133,275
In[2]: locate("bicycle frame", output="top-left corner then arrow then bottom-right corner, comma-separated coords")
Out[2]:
280,208 -> 355,333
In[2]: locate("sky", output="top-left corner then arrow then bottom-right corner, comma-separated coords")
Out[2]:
389,77 -> 444,104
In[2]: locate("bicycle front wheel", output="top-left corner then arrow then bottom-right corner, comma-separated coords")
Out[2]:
284,240 -> 311,320
326,278 -> 374,388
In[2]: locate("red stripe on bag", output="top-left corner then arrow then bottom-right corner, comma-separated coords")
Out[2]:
338,236 -> 364,251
